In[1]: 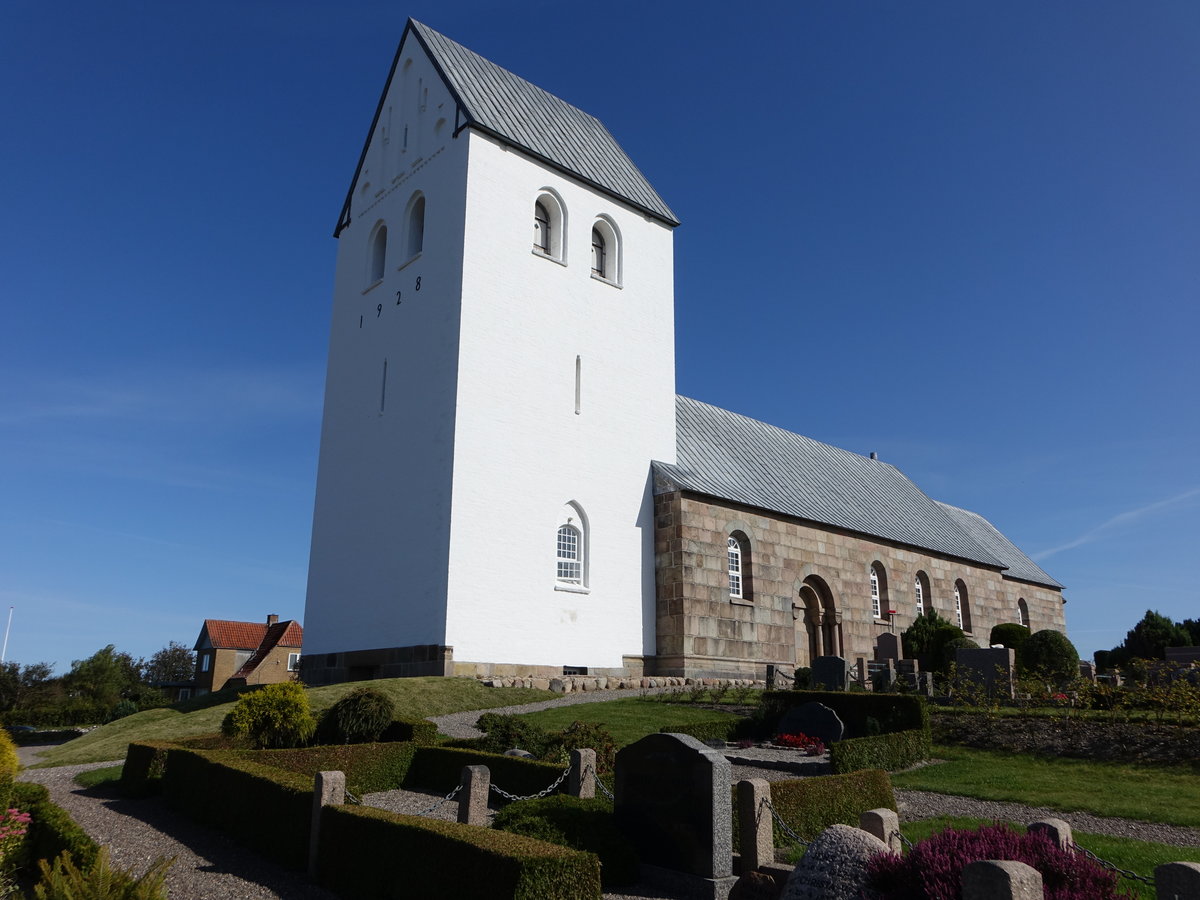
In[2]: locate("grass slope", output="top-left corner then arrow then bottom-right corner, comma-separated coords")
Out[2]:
514,698 -> 740,748
900,816 -> 1200,900
891,746 -> 1200,828
34,678 -> 555,768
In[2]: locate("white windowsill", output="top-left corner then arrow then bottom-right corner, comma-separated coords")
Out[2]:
554,583 -> 590,594
532,249 -> 567,267
590,273 -> 622,289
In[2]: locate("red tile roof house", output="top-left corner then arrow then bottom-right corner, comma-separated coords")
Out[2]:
192,615 -> 303,696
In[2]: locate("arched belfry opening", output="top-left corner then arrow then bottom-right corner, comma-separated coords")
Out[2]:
795,575 -> 842,666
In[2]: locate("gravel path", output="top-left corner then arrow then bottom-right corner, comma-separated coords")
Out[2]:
12,691 -> 1199,900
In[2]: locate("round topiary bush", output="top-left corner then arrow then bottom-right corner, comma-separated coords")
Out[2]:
221,681 -> 316,749
327,687 -> 395,744
1023,629 -> 1081,683
989,623 -> 1031,662
868,823 -> 1126,899
939,636 -> 980,673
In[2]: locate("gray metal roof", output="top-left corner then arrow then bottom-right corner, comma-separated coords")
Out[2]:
935,502 -> 1062,589
335,20 -> 675,231
656,396 -> 1059,587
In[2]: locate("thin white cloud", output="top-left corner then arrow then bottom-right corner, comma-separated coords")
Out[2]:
1033,486 -> 1200,561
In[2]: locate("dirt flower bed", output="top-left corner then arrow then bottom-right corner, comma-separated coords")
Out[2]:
933,712 -> 1200,766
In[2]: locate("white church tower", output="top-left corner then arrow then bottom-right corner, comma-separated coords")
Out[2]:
303,21 -> 679,682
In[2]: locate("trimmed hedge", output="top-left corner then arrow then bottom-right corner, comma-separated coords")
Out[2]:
11,782 -> 99,869
405,747 -> 568,801
829,729 -> 931,774
317,804 -> 601,899
162,747 -> 313,869
254,742 -> 418,796
732,769 -> 895,849
121,740 -> 176,796
493,796 -> 638,887
759,690 -> 929,737
660,719 -> 739,743
380,716 -> 439,745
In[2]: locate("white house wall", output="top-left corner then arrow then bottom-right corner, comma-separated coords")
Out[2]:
444,132 -> 677,670
303,36 -> 467,657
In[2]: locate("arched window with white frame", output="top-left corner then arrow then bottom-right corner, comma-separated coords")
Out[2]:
554,502 -> 589,590
955,579 -> 972,633
914,570 -> 930,617
869,562 -> 889,619
589,215 -> 621,285
1018,597 -> 1029,628
532,190 -> 566,261
727,532 -> 752,601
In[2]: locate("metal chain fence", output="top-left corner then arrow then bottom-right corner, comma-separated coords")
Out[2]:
891,829 -> 914,851
416,783 -> 462,817
344,790 -> 361,806
764,799 -> 809,848
583,763 -> 615,801
1070,841 -> 1155,887
489,763 -> 572,802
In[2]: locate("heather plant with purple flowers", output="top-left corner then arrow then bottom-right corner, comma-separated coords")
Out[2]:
0,807 -> 31,898
867,823 -> 1134,900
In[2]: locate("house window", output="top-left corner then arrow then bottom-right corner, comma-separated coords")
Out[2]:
556,525 -> 582,584
369,223 -> 387,283
405,193 -> 425,258
200,653 -> 211,673
288,653 -> 301,672
178,688 -> 192,701
534,201 -> 551,253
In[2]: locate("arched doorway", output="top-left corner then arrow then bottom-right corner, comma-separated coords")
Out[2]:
795,575 -> 842,666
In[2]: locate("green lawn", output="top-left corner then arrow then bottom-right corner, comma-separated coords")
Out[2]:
72,765 -> 123,789
32,677 -> 555,768
513,697 -> 740,747
898,816 -> 1200,900
891,746 -> 1200,828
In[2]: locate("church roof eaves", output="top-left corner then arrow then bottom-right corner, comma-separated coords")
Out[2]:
336,20 -> 678,235
934,502 -> 1063,590
659,396 -> 1059,586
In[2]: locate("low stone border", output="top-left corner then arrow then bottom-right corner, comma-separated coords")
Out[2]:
475,675 -> 765,693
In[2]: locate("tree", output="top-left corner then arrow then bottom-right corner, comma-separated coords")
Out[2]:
143,642 -> 196,685
63,645 -> 147,711
901,609 -> 955,665
1180,618 -> 1200,647
0,661 -> 53,714
1109,610 -> 1190,666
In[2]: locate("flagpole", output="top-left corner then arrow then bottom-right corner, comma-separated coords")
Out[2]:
0,607 -> 12,664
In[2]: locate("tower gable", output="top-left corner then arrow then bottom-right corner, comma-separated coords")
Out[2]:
336,19 -> 678,236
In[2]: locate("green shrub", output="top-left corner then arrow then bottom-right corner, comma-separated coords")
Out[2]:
476,713 -> 554,758
901,610 -> 955,667
757,690 -> 928,739
476,715 -> 617,775
829,729 -> 931,774
544,722 -> 617,776
325,687 -> 395,744
31,847 -> 172,900
0,727 -> 17,810
162,748 -> 312,868
928,625 -> 968,675
792,668 -> 812,690
733,769 -> 895,849
493,796 -> 638,887
11,783 -> 99,871
317,804 -> 601,899
110,699 -> 139,722
221,682 -> 316,749
405,747 -> 568,801
989,623 -> 1031,662
1023,629 -> 1081,683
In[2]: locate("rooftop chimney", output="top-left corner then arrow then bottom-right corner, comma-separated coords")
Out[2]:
869,452 -> 878,460
267,614 -> 279,626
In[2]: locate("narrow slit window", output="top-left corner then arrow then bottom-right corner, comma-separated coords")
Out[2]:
574,356 -> 581,415
591,227 -> 606,277
534,201 -> 551,253
727,537 -> 743,599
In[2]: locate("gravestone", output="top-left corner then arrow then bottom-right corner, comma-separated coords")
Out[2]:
896,658 -> 919,691
955,647 -> 1015,699
1077,661 -> 1097,682
811,655 -> 847,691
875,632 -> 903,662
876,659 -> 897,692
776,702 -> 844,746
615,732 -> 738,899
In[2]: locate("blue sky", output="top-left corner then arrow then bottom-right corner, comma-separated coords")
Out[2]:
2,1 -> 1197,673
